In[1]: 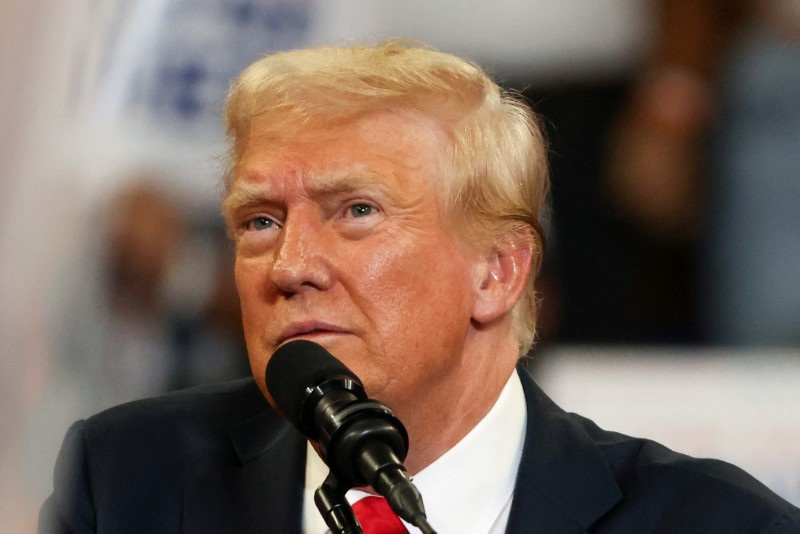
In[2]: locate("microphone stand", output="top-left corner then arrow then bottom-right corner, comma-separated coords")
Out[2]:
314,473 -> 362,534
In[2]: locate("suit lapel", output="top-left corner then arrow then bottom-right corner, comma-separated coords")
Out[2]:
182,408 -> 307,533
506,368 -> 622,533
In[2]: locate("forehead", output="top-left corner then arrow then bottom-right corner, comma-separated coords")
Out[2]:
232,109 -> 449,193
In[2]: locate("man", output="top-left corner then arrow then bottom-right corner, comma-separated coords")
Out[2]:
40,41 -> 799,533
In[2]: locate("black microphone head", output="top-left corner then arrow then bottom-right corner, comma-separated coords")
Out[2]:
266,340 -> 362,429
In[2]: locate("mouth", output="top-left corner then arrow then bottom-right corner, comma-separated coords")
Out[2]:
277,321 -> 349,346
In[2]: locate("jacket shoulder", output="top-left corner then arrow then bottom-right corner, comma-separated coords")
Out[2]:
85,378 -> 268,459
39,379 -> 275,533
576,415 -> 800,532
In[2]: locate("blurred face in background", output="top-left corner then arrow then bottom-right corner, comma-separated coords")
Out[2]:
227,109 -> 482,416
107,183 -> 184,310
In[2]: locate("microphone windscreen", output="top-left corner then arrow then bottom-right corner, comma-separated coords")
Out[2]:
266,340 -> 360,428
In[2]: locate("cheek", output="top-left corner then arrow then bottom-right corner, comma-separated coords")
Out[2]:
234,257 -> 265,309
357,239 -> 475,348
234,260 -> 269,364
234,264 -> 255,325
359,246 -> 438,310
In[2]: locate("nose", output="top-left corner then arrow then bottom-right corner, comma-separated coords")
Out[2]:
269,208 -> 333,294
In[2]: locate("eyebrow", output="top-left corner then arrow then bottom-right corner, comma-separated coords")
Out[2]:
222,182 -> 275,217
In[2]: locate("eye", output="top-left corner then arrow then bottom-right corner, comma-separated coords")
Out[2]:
348,203 -> 375,218
246,215 -> 280,231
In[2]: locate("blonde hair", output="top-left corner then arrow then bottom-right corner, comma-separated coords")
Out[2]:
224,40 -> 549,354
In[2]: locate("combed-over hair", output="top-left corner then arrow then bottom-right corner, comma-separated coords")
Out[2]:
223,40 -> 549,355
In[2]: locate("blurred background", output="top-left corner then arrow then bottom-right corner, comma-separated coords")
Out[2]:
1,0 -> 799,530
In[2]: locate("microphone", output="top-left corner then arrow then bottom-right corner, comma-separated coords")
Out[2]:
266,339 -> 435,533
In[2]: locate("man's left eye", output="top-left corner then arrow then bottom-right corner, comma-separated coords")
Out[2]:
348,203 -> 374,217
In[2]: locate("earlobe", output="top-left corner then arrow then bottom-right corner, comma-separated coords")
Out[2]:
472,232 -> 533,325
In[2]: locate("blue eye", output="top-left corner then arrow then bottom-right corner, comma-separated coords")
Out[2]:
349,204 -> 373,217
248,216 -> 278,231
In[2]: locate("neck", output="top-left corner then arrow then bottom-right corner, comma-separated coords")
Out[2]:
393,330 -> 520,475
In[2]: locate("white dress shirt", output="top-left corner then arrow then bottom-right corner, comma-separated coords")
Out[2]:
303,370 -> 527,533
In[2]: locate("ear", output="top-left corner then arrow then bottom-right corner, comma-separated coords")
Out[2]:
471,231 -> 533,325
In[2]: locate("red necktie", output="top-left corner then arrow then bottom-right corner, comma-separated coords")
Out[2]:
352,496 -> 409,534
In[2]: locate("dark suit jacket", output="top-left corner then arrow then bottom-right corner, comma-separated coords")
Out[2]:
40,367 -> 800,533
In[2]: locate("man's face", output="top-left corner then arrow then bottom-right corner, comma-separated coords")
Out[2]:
227,110 -> 481,414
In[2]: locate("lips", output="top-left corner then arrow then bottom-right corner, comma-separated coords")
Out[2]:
277,321 -> 349,346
